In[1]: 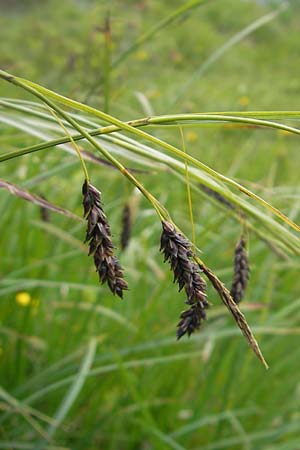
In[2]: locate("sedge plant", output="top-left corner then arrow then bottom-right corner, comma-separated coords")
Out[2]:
2,68 -> 300,369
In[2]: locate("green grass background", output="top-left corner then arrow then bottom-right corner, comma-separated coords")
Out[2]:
1,0 -> 300,449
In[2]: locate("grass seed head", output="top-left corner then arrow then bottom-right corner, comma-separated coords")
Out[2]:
230,236 -> 250,304
38,193 -> 50,222
160,220 -> 208,338
120,203 -> 131,250
199,183 -> 236,211
177,302 -> 207,339
82,180 -> 128,298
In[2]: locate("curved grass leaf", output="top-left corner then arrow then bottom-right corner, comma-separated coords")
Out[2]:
1,104 -> 300,256
0,179 -> 81,222
36,338 -> 97,450
1,71 -> 299,232
172,3 -> 287,104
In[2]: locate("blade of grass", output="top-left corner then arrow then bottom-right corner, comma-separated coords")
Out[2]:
179,126 -> 195,244
0,180 -> 81,222
103,12 -> 111,113
84,0 -> 211,99
3,81 -> 267,365
170,408 -> 258,438
1,75 -> 299,233
52,301 -> 137,332
113,0 -> 211,68
15,321 -> 299,407
137,420 -> 187,450
2,108 -> 300,256
30,220 -> 86,252
0,444 -> 69,450
0,278 -> 102,297
197,258 -> 268,369
195,421 -> 300,450
36,338 -> 97,449
0,387 -> 59,437
172,3 -> 287,104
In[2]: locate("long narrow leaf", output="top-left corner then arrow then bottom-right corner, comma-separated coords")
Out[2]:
172,4 -> 287,104
0,179 -> 81,222
36,338 -> 97,449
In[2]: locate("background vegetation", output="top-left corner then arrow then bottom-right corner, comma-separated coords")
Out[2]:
1,0 -> 300,449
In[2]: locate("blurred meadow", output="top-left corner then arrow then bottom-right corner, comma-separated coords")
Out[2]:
1,0 -> 300,449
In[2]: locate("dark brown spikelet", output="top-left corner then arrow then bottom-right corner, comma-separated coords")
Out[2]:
120,204 -> 131,250
82,180 -> 128,298
160,220 -> 208,339
230,237 -> 250,304
38,194 -> 50,222
40,206 -> 50,222
199,183 -> 236,211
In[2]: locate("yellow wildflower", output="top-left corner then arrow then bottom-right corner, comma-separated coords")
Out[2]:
31,298 -> 40,315
278,129 -> 290,136
170,50 -> 183,64
16,292 -> 31,307
239,96 -> 250,107
134,50 -> 149,61
147,89 -> 161,99
186,131 -> 198,143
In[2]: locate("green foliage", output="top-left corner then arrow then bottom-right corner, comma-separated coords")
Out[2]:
1,1 -> 300,449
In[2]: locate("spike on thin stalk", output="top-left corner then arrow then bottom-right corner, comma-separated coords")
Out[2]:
82,180 -> 128,298
120,203 -> 131,250
160,220 -> 208,338
230,236 -> 250,304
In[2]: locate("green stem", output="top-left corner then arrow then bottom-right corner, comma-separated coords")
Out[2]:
47,107 -> 90,183
171,3 -> 287,105
179,126 -> 195,244
194,256 -> 268,369
3,109 -> 300,158
1,109 -> 300,255
2,72 -> 299,231
0,70 -> 165,220
2,110 -> 300,166
84,0 -> 210,98
103,12 -> 111,113
113,0 -> 210,68
3,98 -> 300,118
1,70 -> 300,234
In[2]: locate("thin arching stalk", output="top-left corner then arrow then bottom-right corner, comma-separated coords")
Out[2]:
0,70 -> 272,367
1,70 -> 300,235
1,97 -> 300,255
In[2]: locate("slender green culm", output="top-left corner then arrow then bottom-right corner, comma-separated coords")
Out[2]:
1,69 -> 299,233
179,126 -> 195,245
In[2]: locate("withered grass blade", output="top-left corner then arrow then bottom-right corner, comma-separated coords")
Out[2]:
0,179 -> 81,222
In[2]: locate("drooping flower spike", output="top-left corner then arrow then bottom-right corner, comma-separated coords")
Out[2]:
82,180 -> 128,298
160,220 -> 208,338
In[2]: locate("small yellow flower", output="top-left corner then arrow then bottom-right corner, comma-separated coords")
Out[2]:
84,291 -> 97,303
134,50 -> 149,61
170,50 -> 183,64
16,292 -> 31,307
186,131 -> 198,143
31,298 -> 40,315
278,129 -> 290,136
239,96 -> 250,107
147,89 -> 161,99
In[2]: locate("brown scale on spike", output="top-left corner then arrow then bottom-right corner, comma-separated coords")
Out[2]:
120,203 -> 131,250
230,237 -> 250,304
160,220 -> 208,339
82,180 -> 128,298
199,183 -> 236,211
